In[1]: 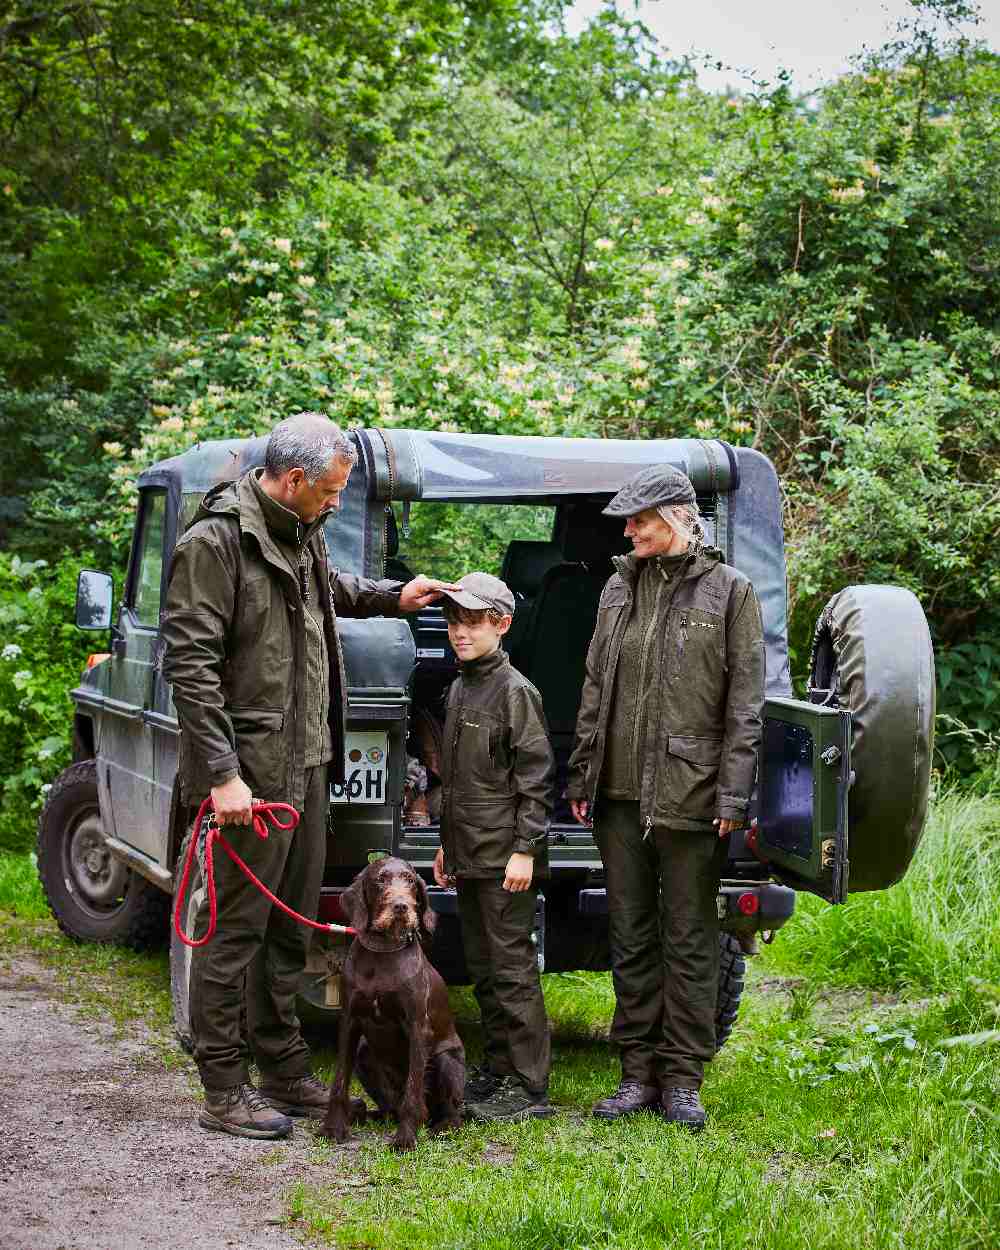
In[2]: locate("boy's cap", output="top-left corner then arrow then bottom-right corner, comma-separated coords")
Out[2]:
603,463 -> 696,518
442,572 -> 515,616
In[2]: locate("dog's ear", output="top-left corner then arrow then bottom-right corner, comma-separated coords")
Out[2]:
415,872 -> 436,941
340,868 -> 370,932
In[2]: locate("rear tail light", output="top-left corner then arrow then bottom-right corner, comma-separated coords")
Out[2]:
86,653 -> 110,669
737,892 -> 759,916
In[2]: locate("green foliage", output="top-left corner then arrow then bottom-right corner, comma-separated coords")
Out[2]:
0,552 -> 96,852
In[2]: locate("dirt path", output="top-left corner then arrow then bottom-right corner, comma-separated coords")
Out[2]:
0,954 -> 339,1250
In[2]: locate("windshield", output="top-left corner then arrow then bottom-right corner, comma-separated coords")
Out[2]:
391,502 -> 555,584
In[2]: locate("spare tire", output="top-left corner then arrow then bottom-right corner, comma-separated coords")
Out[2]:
809,585 -> 935,892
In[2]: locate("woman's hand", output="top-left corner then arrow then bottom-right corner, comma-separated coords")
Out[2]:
570,799 -> 591,825
433,846 -> 455,888
714,817 -> 740,839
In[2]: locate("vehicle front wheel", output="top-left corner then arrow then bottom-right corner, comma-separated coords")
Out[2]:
36,760 -> 169,949
170,826 -> 205,1053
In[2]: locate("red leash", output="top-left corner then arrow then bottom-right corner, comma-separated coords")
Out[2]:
173,794 -> 357,949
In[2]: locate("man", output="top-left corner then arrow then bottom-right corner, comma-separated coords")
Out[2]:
162,412 -> 455,1139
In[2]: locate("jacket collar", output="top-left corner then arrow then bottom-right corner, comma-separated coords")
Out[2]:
248,468 -> 326,552
612,545 -> 722,592
459,644 -> 509,684
193,472 -> 324,592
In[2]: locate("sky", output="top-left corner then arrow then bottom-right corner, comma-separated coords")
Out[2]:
564,1 -> 1000,92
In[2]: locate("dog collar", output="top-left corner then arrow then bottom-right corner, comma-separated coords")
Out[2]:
353,929 -> 418,954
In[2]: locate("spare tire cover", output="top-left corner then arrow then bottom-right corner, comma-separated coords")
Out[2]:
810,585 -> 935,892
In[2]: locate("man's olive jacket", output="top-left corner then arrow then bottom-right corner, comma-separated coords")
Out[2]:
161,473 -> 403,810
566,548 -> 764,834
440,647 -> 554,879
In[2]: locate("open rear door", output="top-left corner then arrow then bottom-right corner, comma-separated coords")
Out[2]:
755,696 -> 852,903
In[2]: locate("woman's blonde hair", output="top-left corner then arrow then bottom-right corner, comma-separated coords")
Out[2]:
656,501 -> 705,550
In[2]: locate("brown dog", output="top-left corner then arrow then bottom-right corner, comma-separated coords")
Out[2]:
321,857 -> 465,1152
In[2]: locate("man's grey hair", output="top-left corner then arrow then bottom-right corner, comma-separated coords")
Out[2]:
657,501 -> 705,550
264,412 -> 358,484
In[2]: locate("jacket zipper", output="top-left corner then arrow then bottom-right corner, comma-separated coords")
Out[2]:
633,572 -> 668,797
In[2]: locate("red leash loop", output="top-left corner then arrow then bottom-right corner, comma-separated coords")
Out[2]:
173,795 -> 356,949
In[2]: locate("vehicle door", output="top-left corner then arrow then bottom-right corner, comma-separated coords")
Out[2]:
754,696 -> 852,903
96,487 -> 168,861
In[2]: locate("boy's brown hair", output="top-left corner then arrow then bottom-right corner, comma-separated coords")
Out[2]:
441,601 -> 508,628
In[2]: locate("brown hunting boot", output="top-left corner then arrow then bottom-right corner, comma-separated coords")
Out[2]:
591,1082 -> 660,1120
259,1072 -> 331,1120
661,1086 -> 707,1132
199,1083 -> 293,1139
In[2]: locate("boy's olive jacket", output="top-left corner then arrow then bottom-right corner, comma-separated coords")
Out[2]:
161,472 -> 402,809
440,647 -> 554,879
566,548 -> 764,834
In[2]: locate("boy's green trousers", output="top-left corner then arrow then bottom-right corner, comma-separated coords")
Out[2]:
457,879 -> 551,1096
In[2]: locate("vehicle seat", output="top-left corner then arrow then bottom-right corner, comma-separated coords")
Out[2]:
500,540 -> 562,666
516,507 -> 630,739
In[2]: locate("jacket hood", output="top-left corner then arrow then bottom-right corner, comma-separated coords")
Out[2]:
192,471 -> 326,554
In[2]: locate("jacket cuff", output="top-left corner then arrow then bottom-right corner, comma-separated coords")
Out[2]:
374,581 -> 405,616
207,750 -> 240,784
565,775 -> 587,801
716,793 -> 749,821
512,837 -> 538,857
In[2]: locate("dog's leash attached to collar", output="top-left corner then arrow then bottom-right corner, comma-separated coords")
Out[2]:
173,795 -> 358,949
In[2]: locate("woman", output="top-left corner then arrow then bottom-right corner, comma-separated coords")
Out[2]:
568,463 -> 764,1131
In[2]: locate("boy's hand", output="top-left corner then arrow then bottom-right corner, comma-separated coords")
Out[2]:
570,799 -> 591,825
503,852 -> 534,893
433,847 -> 455,888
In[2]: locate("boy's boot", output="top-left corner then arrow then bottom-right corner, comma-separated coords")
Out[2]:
463,1064 -> 504,1104
199,1083 -> 293,1139
661,1086 -> 706,1132
259,1072 -> 331,1120
465,1076 -> 554,1123
592,1081 -> 660,1120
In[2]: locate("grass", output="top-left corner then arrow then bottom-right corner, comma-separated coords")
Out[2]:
2,789 -> 999,1248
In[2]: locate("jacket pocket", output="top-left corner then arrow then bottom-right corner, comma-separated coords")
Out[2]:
230,706 -> 286,798
454,717 -> 506,787
663,735 -> 723,823
452,796 -> 516,870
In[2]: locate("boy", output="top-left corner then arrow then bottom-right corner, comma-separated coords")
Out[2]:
432,572 -> 555,1122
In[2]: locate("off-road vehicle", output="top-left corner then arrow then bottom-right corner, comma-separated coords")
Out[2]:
38,430 -> 935,1051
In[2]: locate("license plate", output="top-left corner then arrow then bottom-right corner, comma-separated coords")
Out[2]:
329,732 -> 389,805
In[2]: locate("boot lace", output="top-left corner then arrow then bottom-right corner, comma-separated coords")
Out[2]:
240,1084 -> 275,1114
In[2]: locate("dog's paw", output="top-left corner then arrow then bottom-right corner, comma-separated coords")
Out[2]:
390,1130 -> 417,1152
429,1116 -> 463,1137
318,1116 -> 351,1144
349,1097 -> 368,1126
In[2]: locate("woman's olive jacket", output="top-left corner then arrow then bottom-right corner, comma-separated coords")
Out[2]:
440,648 -> 554,879
161,473 -> 402,810
566,548 -> 764,834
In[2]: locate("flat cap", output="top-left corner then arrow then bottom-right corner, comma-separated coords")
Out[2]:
603,463 -> 696,518
441,571 -> 515,616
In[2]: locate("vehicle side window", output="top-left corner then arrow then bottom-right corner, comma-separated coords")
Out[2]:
132,490 -> 167,628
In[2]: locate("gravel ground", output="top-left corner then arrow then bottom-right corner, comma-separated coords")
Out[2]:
0,954 -> 341,1250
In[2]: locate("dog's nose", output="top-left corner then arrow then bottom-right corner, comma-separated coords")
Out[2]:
393,901 -> 408,914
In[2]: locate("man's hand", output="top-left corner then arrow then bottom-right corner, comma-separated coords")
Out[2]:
433,847 -> 455,888
503,852 -> 534,893
212,775 -> 254,827
399,576 -> 461,612
714,816 -> 740,839
570,799 -> 591,826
